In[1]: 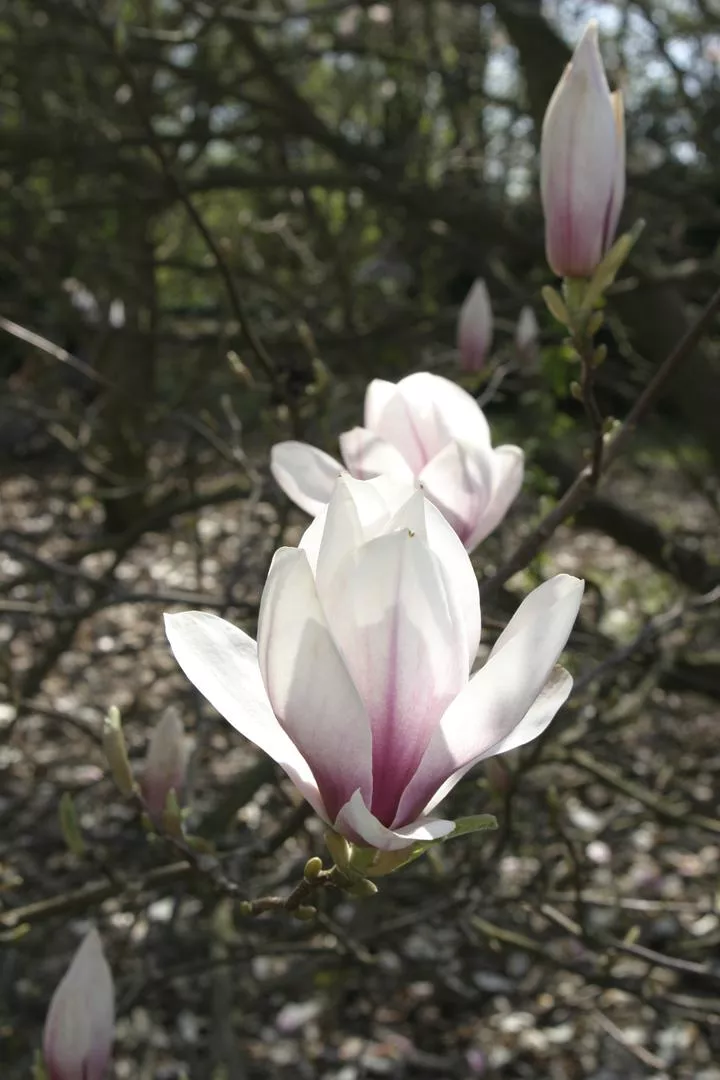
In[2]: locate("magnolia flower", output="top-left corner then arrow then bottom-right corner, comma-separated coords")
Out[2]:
43,929 -> 114,1080
165,478 -> 583,852
458,279 -> 493,372
141,711 -> 190,822
515,306 -> 539,364
271,372 -> 523,552
541,20 -> 625,279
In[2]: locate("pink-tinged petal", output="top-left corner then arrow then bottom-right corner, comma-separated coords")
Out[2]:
396,372 -> 491,452
364,378 -> 398,430
369,382 -> 434,474
457,279 -> 494,372
44,928 -> 114,1080
164,611 -> 330,822
385,491 -> 481,670
541,21 -> 619,278
339,426 -> 415,482
334,789 -> 455,851
270,441 -> 345,517
418,667 -> 573,818
422,499 -> 482,667
393,575 -> 583,825
257,548 -> 372,819
322,529 -> 468,826
419,439 -> 496,549
464,444 -> 524,550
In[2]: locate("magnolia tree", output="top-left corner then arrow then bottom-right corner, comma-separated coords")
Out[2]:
25,20 -> 719,1078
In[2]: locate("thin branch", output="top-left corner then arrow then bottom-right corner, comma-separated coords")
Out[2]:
481,282 -> 720,600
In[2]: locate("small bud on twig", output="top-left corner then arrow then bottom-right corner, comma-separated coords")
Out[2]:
303,856 -> 323,881
102,707 -> 135,797
141,711 -> 189,824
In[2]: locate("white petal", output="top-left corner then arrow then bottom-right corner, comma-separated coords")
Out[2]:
364,378 -> 398,430
322,529 -> 468,827
369,382 -> 433,474
257,548 -> 372,819
464,444 -> 524,550
339,426 -> 415,482
386,490 -> 482,670
419,666 -> 573,817
299,475 -> 416,577
419,439 -> 496,549
270,441 -> 345,517
394,575 -> 583,824
396,372 -> 491,451
422,499 -> 482,667
334,789 -> 455,851
164,611 -> 329,821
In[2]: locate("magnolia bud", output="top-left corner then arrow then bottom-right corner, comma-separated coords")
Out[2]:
102,707 -> 135,797
514,306 -> 539,365
140,712 -> 189,823
457,279 -> 493,372
540,21 -> 625,279
43,929 -> 114,1080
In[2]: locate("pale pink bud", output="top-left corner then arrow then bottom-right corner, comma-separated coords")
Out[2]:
43,929 -> 114,1080
140,712 -> 189,821
457,279 -> 493,372
541,21 -> 625,278
515,306 -> 539,364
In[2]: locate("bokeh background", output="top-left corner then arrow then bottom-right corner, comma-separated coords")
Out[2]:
1,1 -> 719,1077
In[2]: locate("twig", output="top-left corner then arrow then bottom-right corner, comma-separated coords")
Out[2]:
0,315 -> 109,386
481,282 -> 720,600
592,1010 -> 666,1071
81,4 -> 278,388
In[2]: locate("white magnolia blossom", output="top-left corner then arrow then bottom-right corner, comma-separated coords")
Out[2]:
166,478 -> 583,852
43,929 -> 114,1080
541,20 -> 625,278
271,372 -> 523,552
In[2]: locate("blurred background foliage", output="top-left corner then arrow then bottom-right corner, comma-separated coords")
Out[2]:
1,0 -> 719,518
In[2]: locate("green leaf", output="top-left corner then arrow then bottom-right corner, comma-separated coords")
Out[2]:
447,813 -> 498,838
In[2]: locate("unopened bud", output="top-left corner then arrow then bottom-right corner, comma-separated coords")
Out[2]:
292,905 -> 317,921
325,831 -> 353,872
514,306 -> 539,365
140,712 -> 189,824
541,21 -> 625,279
457,279 -> 493,372
303,856 -> 323,881
161,788 -> 185,840
346,877 -> 379,898
102,707 -> 135,797
43,928 -> 114,1080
